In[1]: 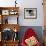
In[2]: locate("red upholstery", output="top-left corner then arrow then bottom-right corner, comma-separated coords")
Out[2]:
21,28 -> 41,46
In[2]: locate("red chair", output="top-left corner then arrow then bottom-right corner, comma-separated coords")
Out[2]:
21,28 -> 41,46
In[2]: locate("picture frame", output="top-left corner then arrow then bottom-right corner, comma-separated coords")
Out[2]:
24,8 -> 37,19
2,10 -> 9,15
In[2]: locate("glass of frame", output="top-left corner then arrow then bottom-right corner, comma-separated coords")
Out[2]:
2,10 -> 9,15
24,8 -> 37,19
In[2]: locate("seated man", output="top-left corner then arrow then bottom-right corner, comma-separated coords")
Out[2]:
21,28 -> 41,46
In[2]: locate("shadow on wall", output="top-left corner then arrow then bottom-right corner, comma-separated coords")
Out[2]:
18,26 -> 43,44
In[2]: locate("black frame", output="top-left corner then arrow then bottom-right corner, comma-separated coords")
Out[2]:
24,8 -> 37,19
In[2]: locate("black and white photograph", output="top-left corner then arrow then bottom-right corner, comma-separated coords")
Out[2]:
24,8 -> 37,19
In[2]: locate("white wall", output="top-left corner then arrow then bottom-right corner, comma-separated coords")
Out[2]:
19,0 -> 44,26
0,0 -> 44,26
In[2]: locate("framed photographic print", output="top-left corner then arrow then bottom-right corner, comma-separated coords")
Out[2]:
2,10 -> 9,15
24,8 -> 37,19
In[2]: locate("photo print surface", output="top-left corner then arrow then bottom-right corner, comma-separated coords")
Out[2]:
24,8 -> 37,19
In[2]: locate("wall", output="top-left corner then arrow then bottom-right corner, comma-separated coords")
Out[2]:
18,26 -> 43,44
0,0 -> 44,26
19,0 -> 44,26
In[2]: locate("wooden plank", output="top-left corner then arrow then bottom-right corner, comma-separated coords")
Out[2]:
0,24 -> 20,32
